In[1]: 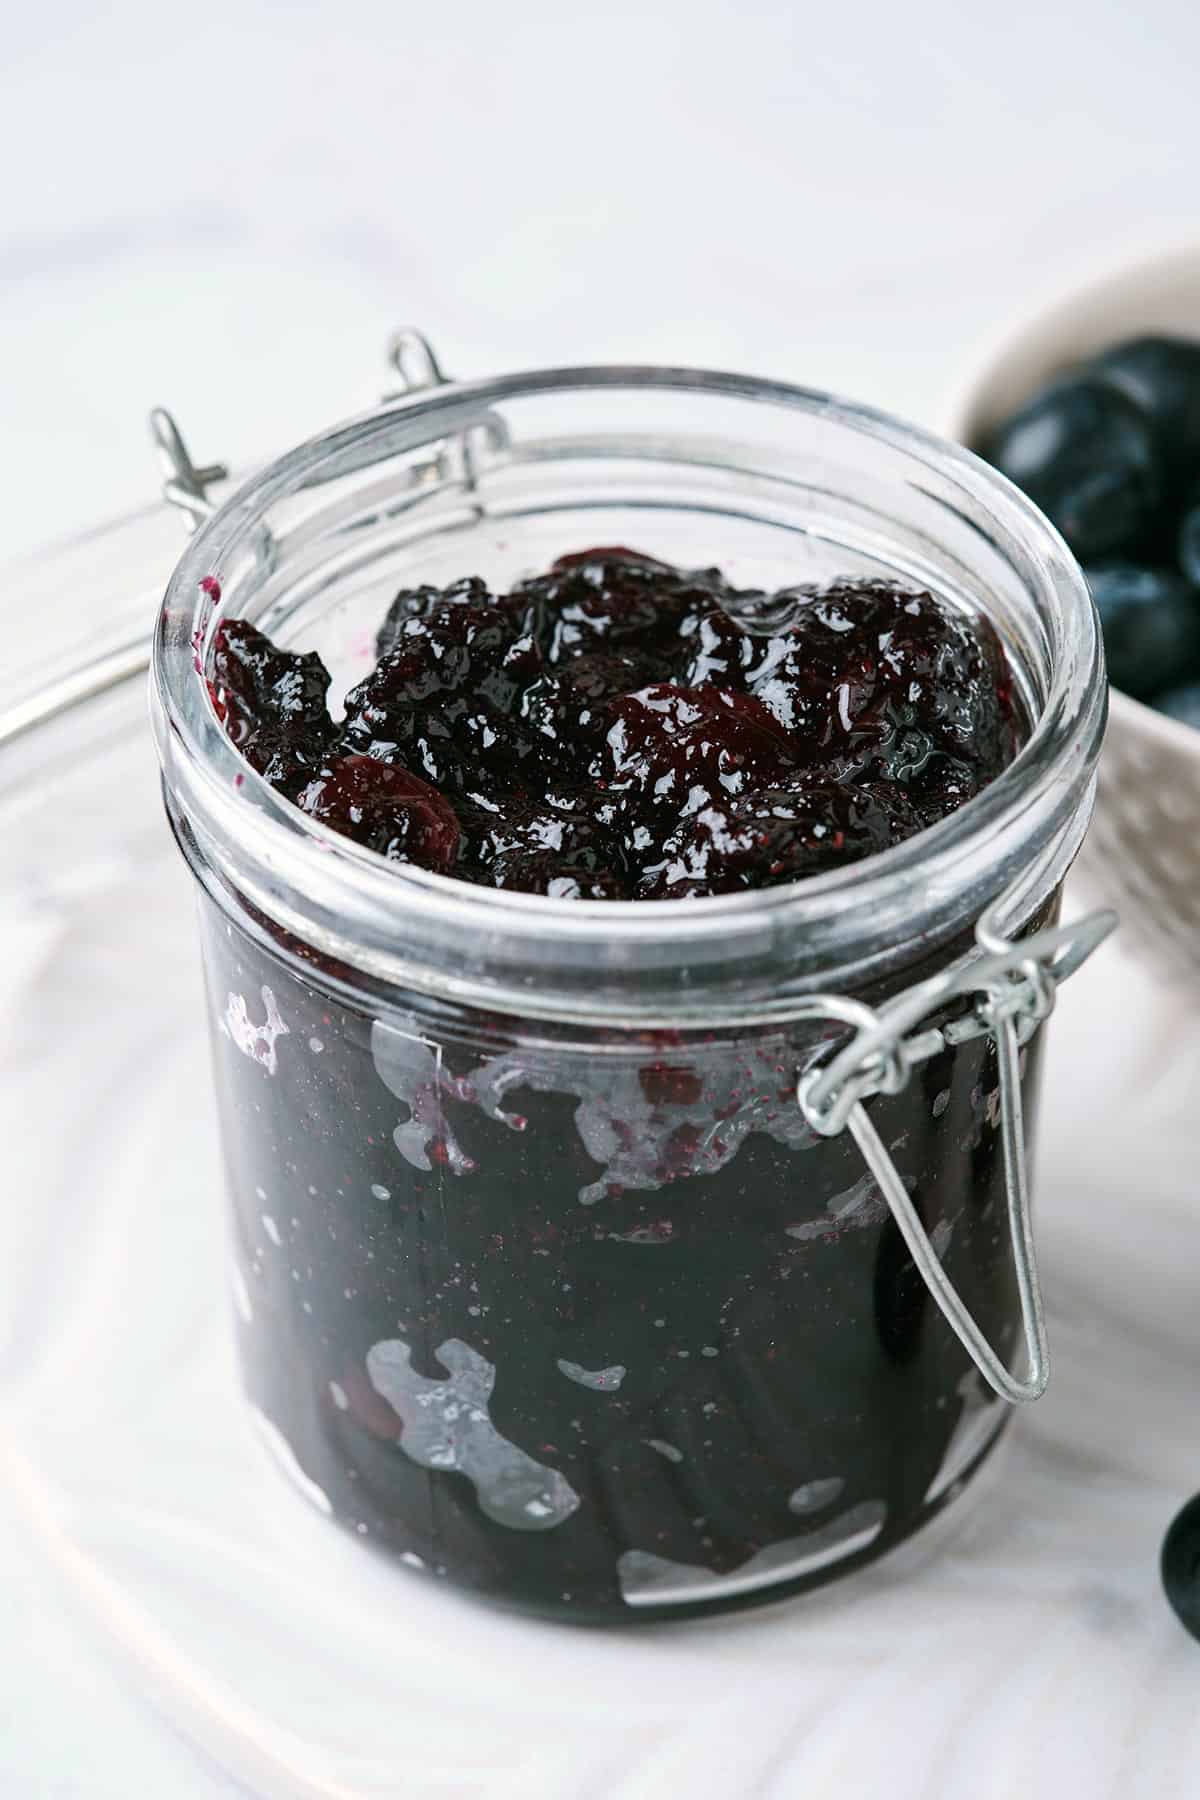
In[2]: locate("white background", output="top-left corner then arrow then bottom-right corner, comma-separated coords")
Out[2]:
4,0 -> 1200,559
3,2 -> 1200,1793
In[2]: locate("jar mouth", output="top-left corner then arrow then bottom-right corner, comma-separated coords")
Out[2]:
151,364 -> 1105,1024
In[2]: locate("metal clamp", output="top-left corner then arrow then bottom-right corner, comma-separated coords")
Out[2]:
797,889 -> 1116,1404
382,326 -> 451,400
383,326 -> 510,491
149,408 -> 228,532
150,329 -> 509,548
149,327 -> 449,537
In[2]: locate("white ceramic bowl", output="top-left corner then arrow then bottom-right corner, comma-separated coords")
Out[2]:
945,244 -> 1200,981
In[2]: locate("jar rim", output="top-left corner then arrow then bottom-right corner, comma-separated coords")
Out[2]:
150,363 -> 1106,1025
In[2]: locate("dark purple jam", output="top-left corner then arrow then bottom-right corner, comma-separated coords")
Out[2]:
208,549 -> 1019,898
190,551 -> 1035,1622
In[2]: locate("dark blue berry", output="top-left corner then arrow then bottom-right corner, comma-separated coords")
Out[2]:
1089,335 -> 1200,461
1161,1492 -> 1200,1642
747,584 -> 1016,787
512,547 -> 746,666
591,683 -> 800,812
521,650 -> 669,753
985,378 -> 1165,559
1085,564 -> 1200,699
1177,492 -> 1200,587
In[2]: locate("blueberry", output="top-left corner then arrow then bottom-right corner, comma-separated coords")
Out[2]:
984,378 -> 1165,559
1152,680 -> 1200,729
1178,488 -> 1200,586
1085,563 -> 1200,699
521,650 -> 669,753
1161,1492 -> 1200,1642
512,548 -> 748,667
1088,335 -> 1200,461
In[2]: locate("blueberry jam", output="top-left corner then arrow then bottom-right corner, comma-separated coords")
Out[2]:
194,550 -> 1038,1622
209,549 -> 1020,898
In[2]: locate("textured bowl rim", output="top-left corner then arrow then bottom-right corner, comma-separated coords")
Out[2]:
941,235 -> 1200,446
1107,684 -> 1200,753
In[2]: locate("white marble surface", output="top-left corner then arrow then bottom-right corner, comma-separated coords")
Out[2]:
4,1 -> 1200,1793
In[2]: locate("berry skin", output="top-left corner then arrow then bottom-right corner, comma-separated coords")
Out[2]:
748,583 -> 1015,785
356,594 -> 540,717
458,796 -> 628,898
1087,335 -> 1200,462
513,547 -> 749,666
1161,1492 -> 1200,1643
1085,564 -> 1200,700
678,604 -> 761,688
1176,486 -> 1200,587
984,377 -> 1165,560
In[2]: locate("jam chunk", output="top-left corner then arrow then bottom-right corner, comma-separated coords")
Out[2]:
459,795 -> 628,898
639,779 -> 921,898
513,547 -> 748,665
210,618 -> 334,798
748,583 -> 1015,787
297,755 -> 460,869
593,684 -> 800,811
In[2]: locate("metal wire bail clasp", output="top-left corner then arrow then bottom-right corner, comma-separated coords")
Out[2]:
383,327 -> 451,398
383,327 -> 510,492
797,892 -> 1116,1405
149,408 -> 228,532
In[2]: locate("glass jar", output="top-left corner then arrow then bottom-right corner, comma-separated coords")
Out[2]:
150,363 -> 1106,1623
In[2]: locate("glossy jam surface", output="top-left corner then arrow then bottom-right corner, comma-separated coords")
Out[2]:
210,550 -> 1020,898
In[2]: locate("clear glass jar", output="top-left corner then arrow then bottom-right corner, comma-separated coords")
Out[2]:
150,366 -> 1105,1623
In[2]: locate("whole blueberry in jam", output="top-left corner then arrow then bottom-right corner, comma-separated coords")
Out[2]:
206,549 -> 1021,895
